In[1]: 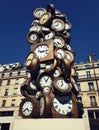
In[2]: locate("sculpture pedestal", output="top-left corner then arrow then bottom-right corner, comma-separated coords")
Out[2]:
13,118 -> 85,130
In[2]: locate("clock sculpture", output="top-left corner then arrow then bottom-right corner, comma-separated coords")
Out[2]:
19,4 -> 79,118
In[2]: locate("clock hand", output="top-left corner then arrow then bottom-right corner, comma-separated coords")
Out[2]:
57,41 -> 61,45
38,50 -> 48,53
44,77 -> 49,82
23,108 -> 29,112
61,80 -> 63,87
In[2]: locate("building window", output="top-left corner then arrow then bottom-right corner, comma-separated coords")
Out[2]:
88,110 -> 99,119
7,80 -> 10,85
0,123 -> 10,130
15,78 -> 19,85
90,96 -> 97,107
11,99 -> 15,106
4,89 -> 9,96
97,64 -> 99,67
86,71 -> 91,78
13,88 -> 18,95
85,65 -> 90,69
88,82 -> 94,91
77,83 -> 81,91
0,111 -> 14,117
18,71 -> 20,76
2,100 -> 6,107
2,73 -> 4,78
9,72 -> 12,77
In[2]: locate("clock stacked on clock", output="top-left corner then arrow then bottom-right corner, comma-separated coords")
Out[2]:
19,4 -> 79,118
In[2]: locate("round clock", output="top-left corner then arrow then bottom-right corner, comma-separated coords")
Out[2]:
24,52 -> 39,78
40,94 -> 52,117
26,79 -> 38,97
31,39 -> 54,62
19,97 -> 40,118
70,77 -> 79,96
29,25 -> 41,32
44,31 -> 55,40
20,78 -> 31,98
60,58 -> 71,79
0,65 -> 5,72
52,77 -> 72,95
29,79 -> 37,90
33,8 -> 46,19
55,9 -> 61,15
35,91 -> 42,100
34,44 -> 49,59
65,51 -> 74,65
51,19 -> 65,32
36,72 -> 53,90
39,12 -> 52,26
53,36 -> 65,48
26,31 -> 40,44
53,67 -> 62,78
31,20 -> 39,26
65,44 -> 72,51
43,86 -> 51,94
39,59 -> 57,73
52,95 -> 73,117
54,48 -> 65,60
65,20 -> 72,31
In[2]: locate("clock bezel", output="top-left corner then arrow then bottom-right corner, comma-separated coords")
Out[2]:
33,8 -> 47,19
19,97 -> 40,118
51,18 -> 65,32
31,39 -> 54,62
36,71 -> 53,91
52,77 -> 72,95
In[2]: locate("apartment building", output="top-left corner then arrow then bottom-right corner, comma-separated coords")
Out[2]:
0,59 -> 99,130
75,58 -> 99,130
0,62 -> 28,130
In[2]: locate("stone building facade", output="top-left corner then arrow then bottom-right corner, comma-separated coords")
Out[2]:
0,60 -> 99,130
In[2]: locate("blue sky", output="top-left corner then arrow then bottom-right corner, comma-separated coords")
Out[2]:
0,0 -> 99,65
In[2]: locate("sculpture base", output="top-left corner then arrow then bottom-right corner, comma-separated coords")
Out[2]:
13,118 -> 85,130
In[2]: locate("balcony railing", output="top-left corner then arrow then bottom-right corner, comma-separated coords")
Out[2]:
77,73 -> 99,80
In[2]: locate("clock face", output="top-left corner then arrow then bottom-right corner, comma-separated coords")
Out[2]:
55,48 -> 65,60
22,101 -> 33,116
53,95 -> 72,115
65,51 -> 74,64
51,19 -> 65,32
29,80 -> 37,90
56,79 -> 70,91
43,86 -> 51,94
53,77 -> 72,93
34,45 -> 49,59
44,32 -> 55,40
66,44 -> 72,51
29,25 -> 41,32
53,67 -> 62,78
54,37 -> 65,48
39,12 -> 51,25
39,74 -> 52,88
0,65 -> 5,72
33,8 -> 46,19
